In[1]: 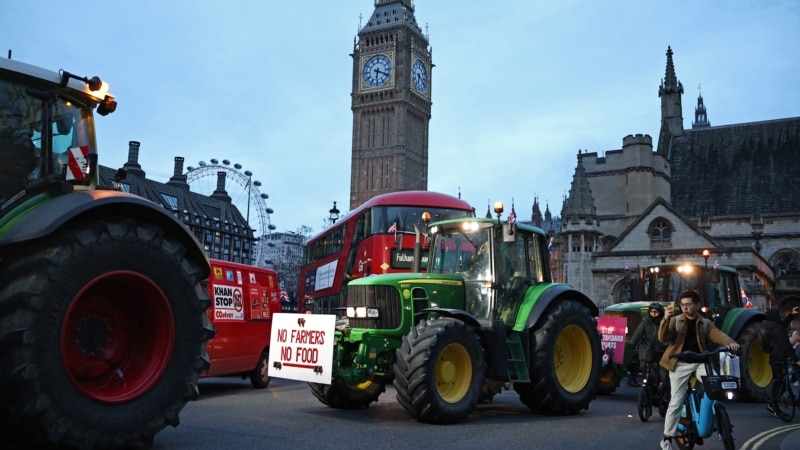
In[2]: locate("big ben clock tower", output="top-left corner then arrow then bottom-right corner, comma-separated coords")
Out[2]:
349,0 -> 432,209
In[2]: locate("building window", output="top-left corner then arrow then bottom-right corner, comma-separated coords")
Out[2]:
775,251 -> 800,275
160,193 -> 178,210
649,219 -> 673,249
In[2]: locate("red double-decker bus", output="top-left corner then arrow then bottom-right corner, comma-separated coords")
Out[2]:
298,191 -> 474,314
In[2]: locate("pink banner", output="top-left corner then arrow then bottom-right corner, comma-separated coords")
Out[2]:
597,316 -> 627,365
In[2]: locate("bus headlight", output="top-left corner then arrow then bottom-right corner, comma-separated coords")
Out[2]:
346,306 -> 380,318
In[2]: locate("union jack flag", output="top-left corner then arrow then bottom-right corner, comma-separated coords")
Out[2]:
508,209 -> 516,222
547,237 -> 553,255
741,289 -> 753,308
387,222 -> 397,233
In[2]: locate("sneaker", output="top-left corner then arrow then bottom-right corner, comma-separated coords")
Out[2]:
660,437 -> 675,450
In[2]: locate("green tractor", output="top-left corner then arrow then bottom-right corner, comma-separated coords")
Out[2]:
310,214 -> 602,423
0,58 -> 214,448
600,259 -> 768,400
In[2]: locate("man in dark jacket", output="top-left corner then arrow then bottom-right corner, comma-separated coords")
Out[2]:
763,308 -> 800,416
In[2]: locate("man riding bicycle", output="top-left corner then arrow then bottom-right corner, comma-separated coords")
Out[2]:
657,290 -> 740,450
627,302 -> 668,389
762,308 -> 800,417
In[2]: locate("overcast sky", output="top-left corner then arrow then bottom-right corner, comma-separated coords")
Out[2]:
3,0 -> 799,238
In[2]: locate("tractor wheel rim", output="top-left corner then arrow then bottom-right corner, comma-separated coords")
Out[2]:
436,343 -> 472,403
61,271 -> 174,403
554,324 -> 591,393
748,346 -> 772,389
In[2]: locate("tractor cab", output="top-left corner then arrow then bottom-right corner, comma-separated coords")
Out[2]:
642,262 -> 743,319
427,218 -> 548,325
0,58 -> 116,214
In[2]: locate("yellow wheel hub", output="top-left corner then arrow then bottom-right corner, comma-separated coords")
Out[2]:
345,378 -> 374,391
435,343 -> 472,403
747,346 -> 772,389
554,324 -> 591,393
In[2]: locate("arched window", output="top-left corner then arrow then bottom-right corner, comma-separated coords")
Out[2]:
775,251 -> 800,275
649,219 -> 673,249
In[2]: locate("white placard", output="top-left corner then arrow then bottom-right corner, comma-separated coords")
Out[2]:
268,313 -> 336,384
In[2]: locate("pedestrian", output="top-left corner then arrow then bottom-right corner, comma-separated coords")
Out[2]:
783,305 -> 800,328
789,318 -> 800,361
657,290 -> 740,450
626,302 -> 668,388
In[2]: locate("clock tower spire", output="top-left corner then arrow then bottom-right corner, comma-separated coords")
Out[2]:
349,0 -> 432,209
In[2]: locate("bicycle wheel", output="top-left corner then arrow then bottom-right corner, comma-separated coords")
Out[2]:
773,376 -> 796,423
637,386 -> 652,422
657,379 -> 670,417
658,393 -> 669,417
675,394 -> 697,450
714,402 -> 735,450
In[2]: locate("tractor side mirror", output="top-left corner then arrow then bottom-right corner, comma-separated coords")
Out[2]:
710,268 -> 720,283
502,222 -> 517,242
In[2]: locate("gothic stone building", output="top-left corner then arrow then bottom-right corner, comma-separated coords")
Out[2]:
554,47 -> 800,310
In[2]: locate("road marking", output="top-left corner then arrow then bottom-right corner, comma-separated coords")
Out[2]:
740,423 -> 800,449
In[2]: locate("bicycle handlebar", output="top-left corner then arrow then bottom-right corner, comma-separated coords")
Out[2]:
669,347 -> 739,364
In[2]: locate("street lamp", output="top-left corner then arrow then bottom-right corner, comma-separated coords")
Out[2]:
329,201 -> 340,224
702,249 -> 711,268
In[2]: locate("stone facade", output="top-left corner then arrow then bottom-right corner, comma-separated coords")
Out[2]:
556,47 -> 800,311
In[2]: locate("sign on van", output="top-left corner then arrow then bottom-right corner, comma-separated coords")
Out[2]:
268,313 -> 336,384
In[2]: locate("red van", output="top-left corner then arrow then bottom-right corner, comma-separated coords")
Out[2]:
202,259 -> 282,388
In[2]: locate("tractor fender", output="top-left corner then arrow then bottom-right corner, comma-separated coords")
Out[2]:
423,308 -> 483,328
523,284 -> 599,330
719,308 -> 765,338
0,189 -> 209,277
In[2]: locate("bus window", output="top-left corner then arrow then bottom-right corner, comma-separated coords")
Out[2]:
297,191 -> 474,313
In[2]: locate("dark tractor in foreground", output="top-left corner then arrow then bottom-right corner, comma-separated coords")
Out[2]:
600,260 -> 767,400
0,57 -> 214,448
310,214 -> 602,423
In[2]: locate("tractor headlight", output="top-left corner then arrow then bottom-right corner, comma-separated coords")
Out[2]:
346,306 -> 380,318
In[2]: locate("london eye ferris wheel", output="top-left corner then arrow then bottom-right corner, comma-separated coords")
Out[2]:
185,159 -> 275,267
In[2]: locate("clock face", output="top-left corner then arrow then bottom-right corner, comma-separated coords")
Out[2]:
362,54 -> 392,88
412,59 -> 427,93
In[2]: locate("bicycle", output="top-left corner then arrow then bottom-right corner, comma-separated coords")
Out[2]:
669,347 -> 738,450
637,348 -> 670,422
772,358 -> 799,423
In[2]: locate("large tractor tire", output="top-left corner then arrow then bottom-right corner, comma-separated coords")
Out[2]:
0,217 -> 213,449
309,377 -> 385,409
514,300 -> 601,414
393,318 -> 486,424
737,321 -> 771,401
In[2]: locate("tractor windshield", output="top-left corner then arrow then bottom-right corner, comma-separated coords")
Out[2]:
0,76 -> 94,207
644,264 -> 742,310
428,221 -> 494,318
